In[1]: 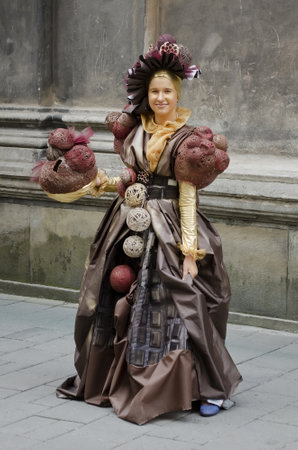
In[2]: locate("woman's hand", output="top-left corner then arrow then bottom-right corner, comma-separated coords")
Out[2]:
95,175 -> 102,187
182,254 -> 198,279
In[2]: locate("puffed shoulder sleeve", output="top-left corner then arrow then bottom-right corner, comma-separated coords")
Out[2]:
105,107 -> 139,155
174,126 -> 230,190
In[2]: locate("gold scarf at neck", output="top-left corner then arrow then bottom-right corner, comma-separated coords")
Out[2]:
141,107 -> 191,172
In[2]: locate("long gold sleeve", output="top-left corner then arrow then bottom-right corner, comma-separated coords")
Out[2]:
178,181 -> 206,261
90,169 -> 120,197
105,176 -> 120,192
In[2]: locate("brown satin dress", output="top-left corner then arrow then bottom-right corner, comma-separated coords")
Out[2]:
57,123 -> 242,425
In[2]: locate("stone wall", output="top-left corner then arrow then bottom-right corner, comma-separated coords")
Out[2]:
0,0 -> 298,331
161,0 -> 298,156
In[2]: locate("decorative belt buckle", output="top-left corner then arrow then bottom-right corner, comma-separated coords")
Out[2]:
136,170 -> 151,185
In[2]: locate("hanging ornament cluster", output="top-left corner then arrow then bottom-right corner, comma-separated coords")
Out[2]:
122,176 -> 151,258
30,126 -> 97,195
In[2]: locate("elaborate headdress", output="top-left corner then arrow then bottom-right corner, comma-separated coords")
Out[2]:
125,34 -> 201,115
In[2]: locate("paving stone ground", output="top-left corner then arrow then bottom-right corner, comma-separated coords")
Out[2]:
0,293 -> 298,450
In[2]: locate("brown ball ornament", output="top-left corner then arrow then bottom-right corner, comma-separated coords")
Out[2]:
120,167 -> 137,185
64,145 -> 96,173
109,265 -> 137,293
213,134 -> 228,151
105,112 -> 121,132
48,128 -> 74,150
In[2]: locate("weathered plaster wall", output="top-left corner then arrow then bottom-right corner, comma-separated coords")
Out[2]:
1,0 -> 297,153
0,0 -> 47,104
0,0 -> 144,107
0,0 -> 298,330
0,199 -> 107,301
160,0 -> 298,155
53,0 -> 144,107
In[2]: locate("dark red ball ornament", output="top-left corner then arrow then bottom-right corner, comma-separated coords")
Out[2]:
109,265 -> 136,293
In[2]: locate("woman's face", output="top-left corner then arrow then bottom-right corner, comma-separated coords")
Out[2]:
148,76 -> 178,124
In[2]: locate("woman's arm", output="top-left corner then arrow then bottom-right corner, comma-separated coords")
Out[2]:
91,169 -> 120,197
178,181 -> 206,279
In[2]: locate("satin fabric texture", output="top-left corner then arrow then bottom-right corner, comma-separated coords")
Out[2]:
57,123 -> 242,424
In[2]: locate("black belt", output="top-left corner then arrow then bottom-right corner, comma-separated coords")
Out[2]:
147,175 -> 178,199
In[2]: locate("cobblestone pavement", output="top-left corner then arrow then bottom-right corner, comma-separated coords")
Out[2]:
0,294 -> 298,450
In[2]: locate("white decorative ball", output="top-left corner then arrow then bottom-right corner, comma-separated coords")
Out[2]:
125,183 -> 147,207
126,207 -> 151,232
123,235 -> 145,258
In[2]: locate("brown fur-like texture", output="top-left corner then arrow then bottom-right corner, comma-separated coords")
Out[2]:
174,129 -> 229,189
39,156 -> 97,194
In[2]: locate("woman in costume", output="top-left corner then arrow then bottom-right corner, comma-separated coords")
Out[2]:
51,34 -> 242,424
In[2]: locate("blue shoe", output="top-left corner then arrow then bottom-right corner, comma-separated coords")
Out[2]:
199,403 -> 220,417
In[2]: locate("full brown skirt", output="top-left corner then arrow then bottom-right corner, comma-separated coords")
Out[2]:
57,195 -> 242,424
